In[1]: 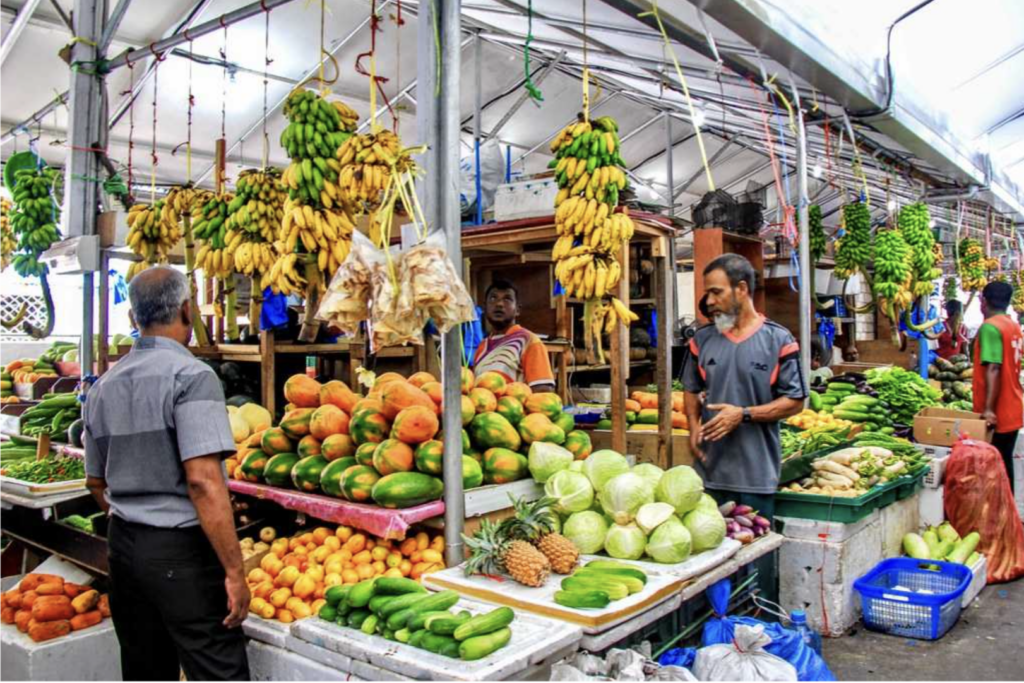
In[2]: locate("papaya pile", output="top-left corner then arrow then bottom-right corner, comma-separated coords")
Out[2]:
225,370 -> 592,508
246,526 -> 447,624
594,391 -> 689,432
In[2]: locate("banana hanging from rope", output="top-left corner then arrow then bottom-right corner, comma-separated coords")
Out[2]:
192,193 -> 237,279
1,197 -> 13,272
280,90 -> 358,206
834,202 -> 872,280
335,130 -> 408,213
276,197 -> 355,283
224,169 -> 288,281
896,202 -> 941,297
9,167 -> 62,278
956,238 -> 986,292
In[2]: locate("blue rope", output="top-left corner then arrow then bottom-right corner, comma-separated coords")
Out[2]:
474,138 -> 483,225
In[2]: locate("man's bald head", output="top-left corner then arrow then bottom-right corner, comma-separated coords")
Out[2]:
128,266 -> 190,330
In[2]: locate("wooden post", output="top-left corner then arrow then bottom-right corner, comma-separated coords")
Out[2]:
97,249 -> 110,375
609,246 -> 630,455
654,249 -> 674,467
214,139 -> 227,197
183,211 -> 211,346
556,292 -> 569,404
260,329 -> 276,417
224,275 -> 239,342
297,260 -> 322,343
249,277 -> 262,337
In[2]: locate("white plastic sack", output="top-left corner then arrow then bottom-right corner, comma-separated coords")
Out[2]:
1014,432 -> 1024,519
551,647 -> 697,682
460,139 -> 506,215
692,624 -> 797,682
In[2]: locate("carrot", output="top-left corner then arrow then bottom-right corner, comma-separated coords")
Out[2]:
70,610 -> 103,631
1,606 -> 15,624
15,609 -> 32,632
19,574 -> 63,593
71,590 -> 100,614
28,619 -> 71,643
35,582 -> 65,596
31,596 -> 75,622
98,594 -> 110,618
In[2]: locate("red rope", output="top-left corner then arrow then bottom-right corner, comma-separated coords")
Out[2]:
355,0 -> 397,127
151,61 -> 160,179
124,60 -> 135,195
745,77 -> 796,245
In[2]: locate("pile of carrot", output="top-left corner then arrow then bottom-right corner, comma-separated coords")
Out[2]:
0,573 -> 110,642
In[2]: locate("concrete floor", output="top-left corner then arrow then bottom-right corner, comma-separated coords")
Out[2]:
824,579 -> 1024,680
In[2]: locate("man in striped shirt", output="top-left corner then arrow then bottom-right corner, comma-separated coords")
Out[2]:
84,266 -> 249,681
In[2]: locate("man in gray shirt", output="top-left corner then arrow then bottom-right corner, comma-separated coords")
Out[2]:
683,254 -> 806,520
84,266 -> 249,681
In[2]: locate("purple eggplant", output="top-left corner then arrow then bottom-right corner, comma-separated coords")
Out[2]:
734,514 -> 753,528
733,504 -> 754,516
718,501 -> 737,516
727,521 -> 741,534
752,515 -> 771,530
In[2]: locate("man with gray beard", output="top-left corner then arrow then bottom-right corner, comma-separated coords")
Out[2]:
682,254 -> 806,522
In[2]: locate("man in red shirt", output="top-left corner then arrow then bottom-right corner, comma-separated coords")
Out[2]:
972,281 -> 1023,492
936,300 -> 967,360
472,280 -> 556,393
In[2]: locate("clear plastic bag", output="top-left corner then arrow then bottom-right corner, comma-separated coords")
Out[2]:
692,625 -> 797,682
317,230 -> 379,336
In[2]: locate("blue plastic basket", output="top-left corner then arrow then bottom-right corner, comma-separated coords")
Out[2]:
854,558 -> 972,640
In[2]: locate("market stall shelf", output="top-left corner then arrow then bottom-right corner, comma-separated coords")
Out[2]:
422,565 -> 683,634
0,476 -> 85,498
243,614 -> 294,649
290,596 -> 583,681
679,533 -> 785,603
226,479 -> 444,540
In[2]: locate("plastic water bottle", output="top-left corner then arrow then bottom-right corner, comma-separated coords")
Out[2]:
790,610 -> 822,656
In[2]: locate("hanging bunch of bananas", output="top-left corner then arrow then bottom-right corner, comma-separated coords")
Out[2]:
1011,269 -> 1024,315
275,197 -> 355,286
809,204 -> 826,264
1,197 -> 13,271
193,193 -> 237,279
280,90 -> 356,206
956,238 -> 986,291
224,169 -> 286,280
896,202 -> 940,296
833,202 -> 872,279
9,167 -> 62,278
125,199 -> 184,280
166,185 -> 214,219
265,252 -> 307,297
335,130 -> 411,213
943,275 -> 958,302
872,228 -> 913,317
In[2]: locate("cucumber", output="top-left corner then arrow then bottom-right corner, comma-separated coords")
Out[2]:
573,569 -> 646,593
360,614 -> 379,635
560,575 -> 629,600
577,565 -> 647,586
319,604 -> 338,622
826,382 -> 857,392
377,592 -> 429,619
387,606 -> 420,631
347,609 -> 372,629
383,629 -> 396,641
453,606 -> 515,641
421,632 -> 459,654
833,409 -> 872,421
325,585 -> 350,607
426,611 -> 472,636
347,579 -> 377,608
395,628 -> 412,643
409,629 -> 429,648
369,594 -> 397,614
375,577 -> 427,595
399,589 -> 460,619
459,627 -> 512,661
553,590 -> 610,609
408,610 -> 454,632
808,392 -> 823,411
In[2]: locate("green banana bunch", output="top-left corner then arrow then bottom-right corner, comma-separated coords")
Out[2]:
834,202 -> 872,279
897,202 -> 939,295
9,167 -> 62,278
943,276 -> 958,301
1,197 -> 13,271
226,169 -> 286,242
1012,269 -> 1024,315
956,238 -> 986,291
872,228 -> 911,303
809,204 -> 826,264
549,116 -> 628,208
279,90 -> 356,208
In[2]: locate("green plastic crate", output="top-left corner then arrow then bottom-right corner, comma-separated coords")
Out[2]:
774,485 -> 884,523
894,469 -> 927,501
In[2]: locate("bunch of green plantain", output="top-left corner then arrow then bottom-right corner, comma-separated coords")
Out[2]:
833,202 -> 872,279
193,193 -> 238,279
956,238 -> 986,292
280,90 -> 357,208
809,204 -> 826,264
872,228 -> 912,315
897,202 -> 940,296
9,168 -> 62,278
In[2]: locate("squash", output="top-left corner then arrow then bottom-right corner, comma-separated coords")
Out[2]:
28,619 -> 72,643
70,610 -> 103,631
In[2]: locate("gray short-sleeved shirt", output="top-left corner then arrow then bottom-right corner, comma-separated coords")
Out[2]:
83,336 -> 237,528
682,317 -> 806,494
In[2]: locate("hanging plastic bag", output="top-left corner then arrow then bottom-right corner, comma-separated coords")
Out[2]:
675,579 -> 835,682
944,437 -> 1024,583
693,624 -> 797,682
399,232 -> 476,334
317,231 -> 379,336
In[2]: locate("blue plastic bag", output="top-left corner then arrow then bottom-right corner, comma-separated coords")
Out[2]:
701,579 -> 835,682
260,287 -> 290,331
658,647 -> 697,670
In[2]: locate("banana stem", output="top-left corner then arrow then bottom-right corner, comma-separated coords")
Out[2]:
841,273 -> 876,314
224,275 -> 239,342
22,272 -> 55,339
249,276 -> 262,336
182,213 -> 211,347
298,259 -> 322,343
1,302 -> 28,329
903,295 -> 943,336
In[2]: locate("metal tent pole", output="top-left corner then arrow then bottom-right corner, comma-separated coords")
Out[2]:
0,0 -> 43,67
796,105 -> 813,391
418,0 -> 464,568
67,0 -> 106,379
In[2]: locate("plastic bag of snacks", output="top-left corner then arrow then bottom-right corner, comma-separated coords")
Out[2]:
944,437 -> 1024,583
398,235 -> 476,334
318,231 -> 378,335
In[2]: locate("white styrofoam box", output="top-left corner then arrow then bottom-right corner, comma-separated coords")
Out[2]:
919,444 -> 952,460
962,554 -> 987,608
879,493 -> 922,559
242,616 -> 292,649
919,486 -> 945,528
777,509 -> 880,544
493,178 -> 559,222
1,576 -> 122,682
923,456 -> 949,488
247,640 -> 365,682
779,518 -> 882,637
285,635 -> 409,681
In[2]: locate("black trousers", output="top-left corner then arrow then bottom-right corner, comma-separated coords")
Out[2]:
108,516 -> 250,681
992,430 -> 1020,494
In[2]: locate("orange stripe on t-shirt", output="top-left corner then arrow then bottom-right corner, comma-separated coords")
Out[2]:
779,341 -> 799,358
689,339 -> 700,357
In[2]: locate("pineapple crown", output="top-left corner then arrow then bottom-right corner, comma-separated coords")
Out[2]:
461,518 -> 509,577
503,494 -> 558,542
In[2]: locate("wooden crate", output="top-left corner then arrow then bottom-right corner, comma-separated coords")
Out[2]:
590,429 -> 694,469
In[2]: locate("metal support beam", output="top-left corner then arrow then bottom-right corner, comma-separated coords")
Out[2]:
67,0 -> 105,383
674,139 -> 734,199
1,0 -> 43,67
474,31 -> 483,224
486,50 -> 567,140
98,0 -> 132,52
796,108 -> 812,391
417,0 -> 464,569
511,93 -> 619,166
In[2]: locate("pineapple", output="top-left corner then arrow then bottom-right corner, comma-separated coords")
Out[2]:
462,518 -> 551,587
506,496 -> 580,575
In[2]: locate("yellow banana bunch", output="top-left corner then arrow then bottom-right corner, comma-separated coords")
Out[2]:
586,297 -> 641,364
1,197 -> 13,271
279,198 -> 355,281
263,252 -> 307,296
125,200 -> 184,279
335,130 -> 406,211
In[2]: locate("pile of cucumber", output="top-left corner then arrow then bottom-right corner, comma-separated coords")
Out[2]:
554,560 -> 647,609
319,577 -> 515,661
813,382 -> 895,434
20,393 -> 81,439
1,437 -> 44,464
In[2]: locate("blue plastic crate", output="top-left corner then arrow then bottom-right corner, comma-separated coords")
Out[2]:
854,558 -> 972,640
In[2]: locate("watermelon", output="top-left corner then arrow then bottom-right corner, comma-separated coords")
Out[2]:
320,457 -> 357,497
482,448 -> 529,484
463,456 -> 484,489
371,472 -> 444,509
469,412 -> 522,451
354,442 -> 377,468
292,455 -> 329,492
553,412 -> 575,434
414,440 -> 444,475
495,396 -> 525,426
240,450 -> 270,482
340,465 -> 380,503
263,452 -> 300,487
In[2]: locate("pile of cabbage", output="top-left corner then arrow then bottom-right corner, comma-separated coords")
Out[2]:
529,443 -> 727,564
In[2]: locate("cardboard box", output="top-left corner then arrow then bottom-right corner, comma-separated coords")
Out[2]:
913,407 -> 992,446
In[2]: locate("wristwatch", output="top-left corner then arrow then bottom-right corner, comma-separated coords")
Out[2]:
742,407 -> 752,423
